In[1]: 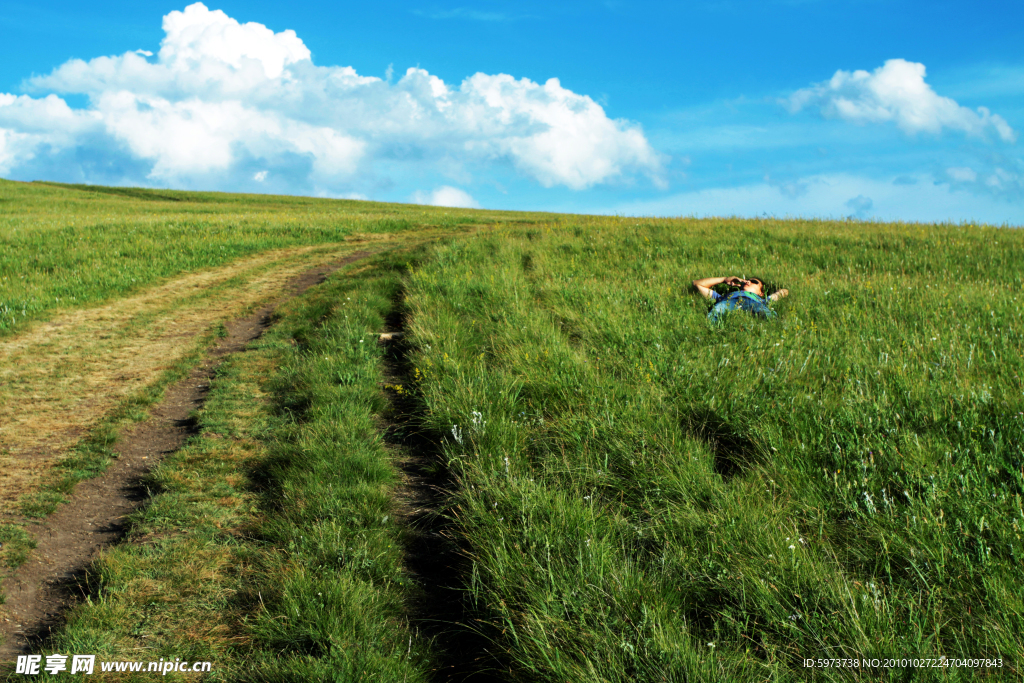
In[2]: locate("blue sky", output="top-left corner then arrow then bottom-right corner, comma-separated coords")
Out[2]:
1,1 -> 1022,224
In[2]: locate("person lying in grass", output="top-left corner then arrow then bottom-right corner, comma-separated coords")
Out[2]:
692,275 -> 788,322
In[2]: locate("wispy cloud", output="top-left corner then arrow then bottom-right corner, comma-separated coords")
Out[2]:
943,162 -> 1024,202
606,173 -> 1024,225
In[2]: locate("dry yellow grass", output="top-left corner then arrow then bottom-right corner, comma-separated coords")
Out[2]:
0,239 -> 379,513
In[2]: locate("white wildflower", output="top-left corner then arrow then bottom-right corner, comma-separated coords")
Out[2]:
471,410 -> 486,436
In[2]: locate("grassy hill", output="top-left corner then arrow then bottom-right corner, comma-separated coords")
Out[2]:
1,180 -> 1020,680
404,219 -> 1023,679
0,179 -> 546,338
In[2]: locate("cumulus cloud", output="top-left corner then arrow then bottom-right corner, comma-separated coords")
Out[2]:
0,3 -> 661,194
159,3 -> 309,79
787,59 -> 1017,143
0,93 -> 101,174
411,186 -> 479,208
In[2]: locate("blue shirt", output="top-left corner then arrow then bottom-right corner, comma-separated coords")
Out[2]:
708,290 -> 775,322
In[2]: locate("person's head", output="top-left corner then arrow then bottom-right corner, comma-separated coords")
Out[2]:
741,277 -> 765,297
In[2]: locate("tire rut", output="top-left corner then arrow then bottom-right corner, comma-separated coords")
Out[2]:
380,291 -> 505,682
0,250 -> 374,657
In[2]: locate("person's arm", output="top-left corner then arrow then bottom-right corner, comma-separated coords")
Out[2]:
693,275 -> 742,299
769,288 -> 789,302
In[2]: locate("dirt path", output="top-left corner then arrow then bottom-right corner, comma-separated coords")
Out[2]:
0,250 -> 374,657
0,241 -> 388,513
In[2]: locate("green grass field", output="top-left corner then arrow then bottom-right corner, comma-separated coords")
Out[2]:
0,179 -> 544,337
405,218 -> 1023,679
1,180 -> 1021,680
44,250 -> 431,681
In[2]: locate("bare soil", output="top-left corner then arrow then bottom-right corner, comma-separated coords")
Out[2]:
379,297 -> 505,682
0,250 -> 373,657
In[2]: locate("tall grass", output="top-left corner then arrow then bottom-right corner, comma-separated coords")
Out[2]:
241,251 -> 433,680
405,217 -> 1023,680
9,180 -> 1022,680
0,179 -> 548,336
44,250 -> 436,680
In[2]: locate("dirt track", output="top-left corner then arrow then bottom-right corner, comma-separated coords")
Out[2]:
0,250 -> 373,657
0,242 -> 384,513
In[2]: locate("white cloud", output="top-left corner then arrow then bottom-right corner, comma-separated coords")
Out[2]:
0,128 -> 25,175
944,164 -> 1024,200
253,170 -> 267,181
0,3 -> 660,194
456,72 -> 664,189
787,59 -> 1017,143
0,93 -> 101,174
159,3 -> 310,79
607,173 -> 1024,226
411,185 -> 479,208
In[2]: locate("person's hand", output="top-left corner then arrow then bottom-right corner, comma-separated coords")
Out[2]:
724,276 -> 743,286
